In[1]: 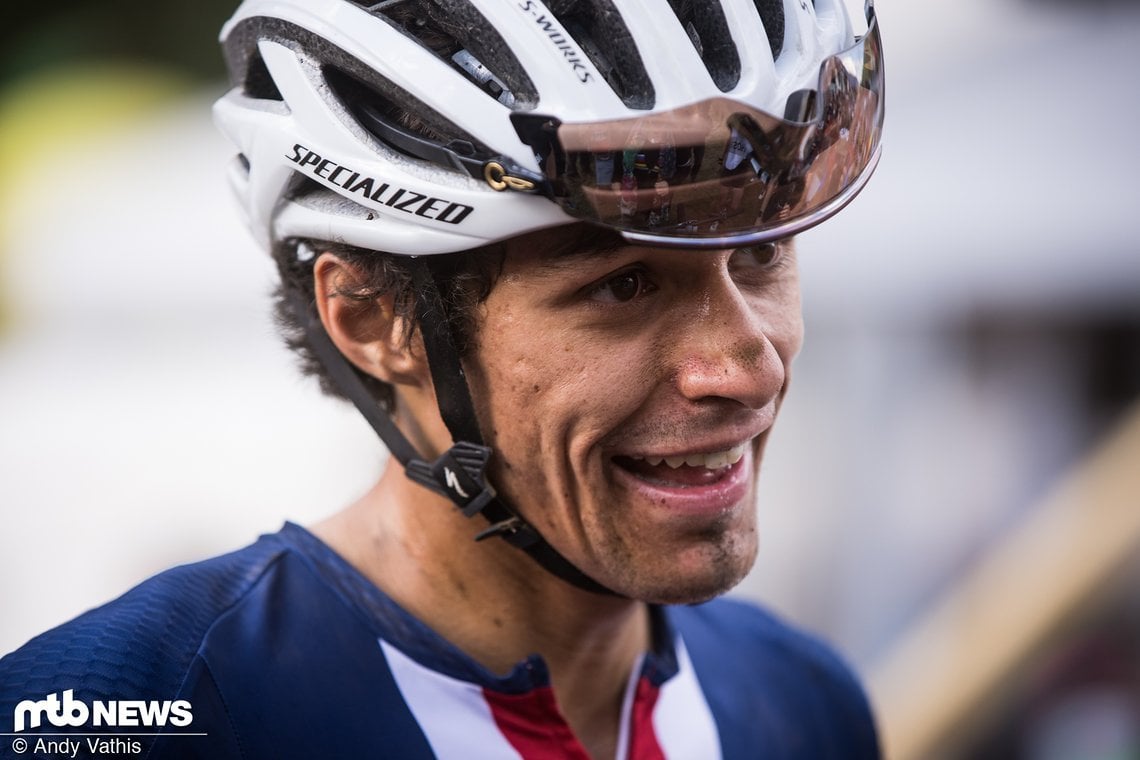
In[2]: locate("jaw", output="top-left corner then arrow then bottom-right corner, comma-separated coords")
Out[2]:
528,437 -> 767,605
474,387 -> 781,604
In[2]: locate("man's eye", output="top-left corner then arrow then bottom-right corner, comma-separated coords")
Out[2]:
729,242 -> 791,279
740,243 -> 782,268
590,269 -> 653,303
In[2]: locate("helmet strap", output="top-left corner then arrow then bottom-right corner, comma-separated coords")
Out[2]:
286,265 -> 615,597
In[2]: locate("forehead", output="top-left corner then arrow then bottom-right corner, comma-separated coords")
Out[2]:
499,223 -> 795,279
504,224 -> 628,270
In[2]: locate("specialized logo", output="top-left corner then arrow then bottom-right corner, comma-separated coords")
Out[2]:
443,467 -> 470,499
517,1 -> 594,83
13,690 -> 193,733
287,145 -> 475,224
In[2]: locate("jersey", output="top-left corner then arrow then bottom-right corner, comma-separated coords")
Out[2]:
0,523 -> 879,759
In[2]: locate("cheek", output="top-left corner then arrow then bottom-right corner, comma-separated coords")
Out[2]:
778,309 -> 805,366
466,322 -> 657,487
766,298 -> 803,408
757,284 -> 804,369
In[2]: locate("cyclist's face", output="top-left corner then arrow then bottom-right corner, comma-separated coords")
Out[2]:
462,228 -> 803,603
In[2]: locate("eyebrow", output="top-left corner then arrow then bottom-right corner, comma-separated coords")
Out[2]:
530,230 -> 632,275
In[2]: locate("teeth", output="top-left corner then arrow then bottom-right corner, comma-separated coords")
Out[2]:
630,443 -> 748,470
703,450 -> 728,468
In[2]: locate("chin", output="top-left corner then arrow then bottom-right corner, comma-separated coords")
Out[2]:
609,535 -> 759,606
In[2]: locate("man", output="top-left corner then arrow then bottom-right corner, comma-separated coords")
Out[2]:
0,0 -> 884,757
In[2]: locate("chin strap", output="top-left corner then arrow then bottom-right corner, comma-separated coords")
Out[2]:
287,263 -> 615,597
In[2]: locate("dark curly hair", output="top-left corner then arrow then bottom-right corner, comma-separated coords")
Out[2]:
271,238 -> 506,411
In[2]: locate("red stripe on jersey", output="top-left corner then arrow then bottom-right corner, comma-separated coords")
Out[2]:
627,677 -> 667,760
483,686 -> 591,760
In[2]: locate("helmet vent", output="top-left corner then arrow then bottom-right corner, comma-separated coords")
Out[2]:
544,0 -> 654,110
243,48 -> 284,101
323,63 -> 490,174
325,64 -> 449,144
283,171 -> 323,202
663,0 -> 741,92
752,0 -> 786,60
357,0 -> 539,109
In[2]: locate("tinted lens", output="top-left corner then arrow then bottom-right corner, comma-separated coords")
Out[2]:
520,8 -> 883,248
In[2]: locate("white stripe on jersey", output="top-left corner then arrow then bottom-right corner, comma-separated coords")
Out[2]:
380,639 -> 524,760
380,634 -> 721,759
653,638 -> 723,759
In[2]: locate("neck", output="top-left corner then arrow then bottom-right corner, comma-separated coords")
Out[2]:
312,459 -> 651,759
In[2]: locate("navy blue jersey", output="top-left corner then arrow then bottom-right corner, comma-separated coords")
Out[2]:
0,524 -> 879,759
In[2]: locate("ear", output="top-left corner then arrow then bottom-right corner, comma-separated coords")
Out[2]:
312,252 -> 428,388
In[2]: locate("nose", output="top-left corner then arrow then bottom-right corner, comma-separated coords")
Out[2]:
671,284 -> 791,410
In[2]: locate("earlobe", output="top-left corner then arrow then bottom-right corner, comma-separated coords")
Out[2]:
312,253 -> 427,388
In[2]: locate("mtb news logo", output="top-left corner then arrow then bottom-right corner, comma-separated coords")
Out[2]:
12,690 -> 192,733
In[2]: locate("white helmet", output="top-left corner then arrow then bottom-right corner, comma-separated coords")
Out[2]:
215,0 -> 884,256
214,0 -> 885,595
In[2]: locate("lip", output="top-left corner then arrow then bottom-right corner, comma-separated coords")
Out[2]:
610,441 -> 755,519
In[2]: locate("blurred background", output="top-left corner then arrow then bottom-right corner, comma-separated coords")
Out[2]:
2,1 -> 1138,758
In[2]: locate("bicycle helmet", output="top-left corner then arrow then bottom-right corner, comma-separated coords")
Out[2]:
214,0 -> 885,594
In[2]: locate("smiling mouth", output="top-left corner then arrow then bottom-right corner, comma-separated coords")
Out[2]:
613,443 -> 748,488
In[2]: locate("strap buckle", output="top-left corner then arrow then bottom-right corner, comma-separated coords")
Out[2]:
474,517 -> 540,548
405,441 -> 496,518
